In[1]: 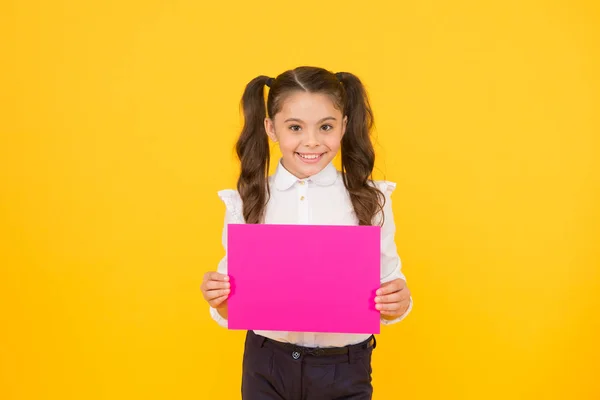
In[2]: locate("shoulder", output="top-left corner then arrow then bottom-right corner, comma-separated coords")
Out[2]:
217,188 -> 241,203
370,179 -> 397,196
217,189 -> 244,223
371,180 -> 397,225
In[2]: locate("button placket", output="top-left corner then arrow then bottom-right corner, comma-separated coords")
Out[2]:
297,180 -> 309,224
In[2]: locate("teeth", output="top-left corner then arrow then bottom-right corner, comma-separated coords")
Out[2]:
298,153 -> 320,159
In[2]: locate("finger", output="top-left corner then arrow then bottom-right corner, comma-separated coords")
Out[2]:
203,288 -> 231,301
375,291 -> 402,304
376,280 -> 402,296
205,272 -> 229,282
380,299 -> 410,315
204,280 -> 231,291
378,297 -> 411,312
209,294 -> 229,308
376,296 -> 411,311
375,302 -> 401,312
377,288 -> 411,304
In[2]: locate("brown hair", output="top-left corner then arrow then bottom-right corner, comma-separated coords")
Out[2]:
235,66 -> 384,225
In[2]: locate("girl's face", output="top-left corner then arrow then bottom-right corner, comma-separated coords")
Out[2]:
265,91 -> 347,179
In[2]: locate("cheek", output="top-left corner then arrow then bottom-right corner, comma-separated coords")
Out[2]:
324,134 -> 343,151
277,136 -> 300,152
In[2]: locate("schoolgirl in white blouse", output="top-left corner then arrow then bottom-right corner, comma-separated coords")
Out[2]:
201,66 -> 413,400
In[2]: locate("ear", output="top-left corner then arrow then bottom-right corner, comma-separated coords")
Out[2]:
264,117 -> 278,142
341,115 -> 348,137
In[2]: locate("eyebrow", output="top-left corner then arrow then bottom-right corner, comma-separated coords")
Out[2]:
283,116 -> 337,123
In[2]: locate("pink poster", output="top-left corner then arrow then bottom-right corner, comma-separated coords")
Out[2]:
227,224 -> 381,334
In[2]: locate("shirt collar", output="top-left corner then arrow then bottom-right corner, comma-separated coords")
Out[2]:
273,159 -> 338,191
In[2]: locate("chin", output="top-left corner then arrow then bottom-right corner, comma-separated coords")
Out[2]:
293,159 -> 328,176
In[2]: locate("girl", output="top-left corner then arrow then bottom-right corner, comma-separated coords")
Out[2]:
200,66 -> 413,399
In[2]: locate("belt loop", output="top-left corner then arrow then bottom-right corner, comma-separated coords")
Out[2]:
348,346 -> 355,364
372,335 -> 377,349
258,335 -> 267,348
251,331 -> 267,348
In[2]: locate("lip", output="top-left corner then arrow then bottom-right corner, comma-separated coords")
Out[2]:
295,152 -> 325,164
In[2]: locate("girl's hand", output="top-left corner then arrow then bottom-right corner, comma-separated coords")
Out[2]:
375,278 -> 411,319
200,271 -> 230,308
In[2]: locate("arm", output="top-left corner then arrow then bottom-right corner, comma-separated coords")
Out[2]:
207,210 -> 231,328
376,182 -> 413,325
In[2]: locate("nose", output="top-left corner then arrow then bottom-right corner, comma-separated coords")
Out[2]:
304,128 -> 319,148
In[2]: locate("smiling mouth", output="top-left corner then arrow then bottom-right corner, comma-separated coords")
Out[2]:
295,152 -> 325,160
295,152 -> 326,164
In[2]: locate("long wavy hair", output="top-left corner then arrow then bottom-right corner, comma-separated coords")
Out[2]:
235,66 -> 384,225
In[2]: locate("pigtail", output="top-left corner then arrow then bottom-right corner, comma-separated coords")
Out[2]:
235,75 -> 271,224
336,72 -> 385,226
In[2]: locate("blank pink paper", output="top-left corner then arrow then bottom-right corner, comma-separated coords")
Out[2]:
227,224 -> 381,334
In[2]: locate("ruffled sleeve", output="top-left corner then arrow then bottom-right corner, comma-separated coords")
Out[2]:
217,189 -> 244,224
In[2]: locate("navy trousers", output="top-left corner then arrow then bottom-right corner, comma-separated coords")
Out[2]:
241,330 -> 375,400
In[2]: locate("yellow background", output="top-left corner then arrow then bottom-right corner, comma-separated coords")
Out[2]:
1,0 -> 599,399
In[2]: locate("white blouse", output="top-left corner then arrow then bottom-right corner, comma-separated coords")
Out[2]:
210,160 -> 413,347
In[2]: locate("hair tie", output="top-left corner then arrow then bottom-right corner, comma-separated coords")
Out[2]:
335,72 -> 343,81
266,77 -> 274,87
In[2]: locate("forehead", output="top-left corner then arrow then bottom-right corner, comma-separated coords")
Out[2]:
275,91 -> 342,122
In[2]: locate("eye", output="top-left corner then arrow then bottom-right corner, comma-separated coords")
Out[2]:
289,125 -> 302,132
321,124 -> 333,132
